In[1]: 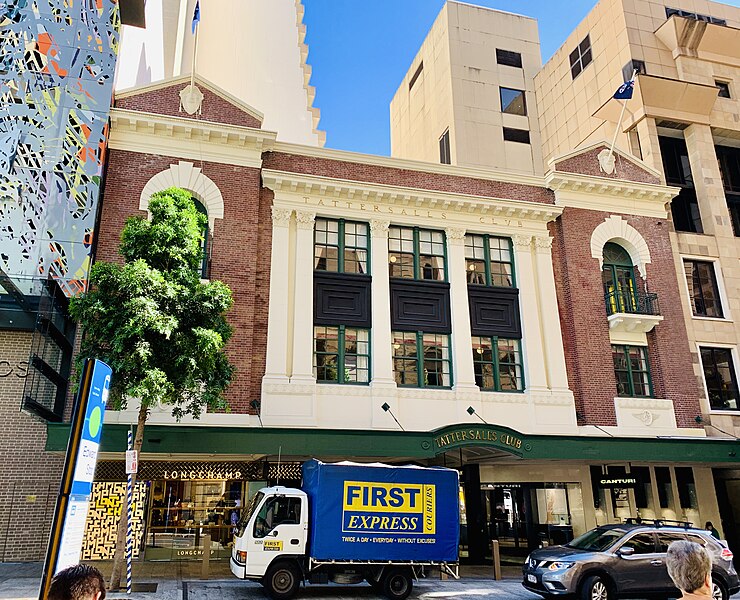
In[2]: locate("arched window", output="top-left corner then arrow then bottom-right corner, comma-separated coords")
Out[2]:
602,242 -> 636,313
193,198 -> 209,278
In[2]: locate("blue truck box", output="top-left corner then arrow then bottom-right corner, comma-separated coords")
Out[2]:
302,459 -> 459,562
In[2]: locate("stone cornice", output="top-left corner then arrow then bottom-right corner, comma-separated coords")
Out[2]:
108,108 -> 277,168
545,171 -> 679,218
270,141 -> 547,188
262,170 -> 562,224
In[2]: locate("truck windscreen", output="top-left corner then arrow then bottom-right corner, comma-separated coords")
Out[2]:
237,491 -> 264,537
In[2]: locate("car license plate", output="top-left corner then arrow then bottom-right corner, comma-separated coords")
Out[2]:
527,574 -> 537,583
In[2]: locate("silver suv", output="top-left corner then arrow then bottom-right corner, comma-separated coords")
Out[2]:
522,520 -> 738,600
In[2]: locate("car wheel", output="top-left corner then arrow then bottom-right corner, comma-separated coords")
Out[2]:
382,568 -> 413,600
712,578 -> 728,600
580,575 -> 613,600
264,561 -> 301,600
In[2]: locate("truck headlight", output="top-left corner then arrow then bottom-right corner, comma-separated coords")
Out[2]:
547,561 -> 574,571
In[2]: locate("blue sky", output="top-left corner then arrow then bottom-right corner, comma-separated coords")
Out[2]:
303,0 -> 739,156
302,0 -> 601,155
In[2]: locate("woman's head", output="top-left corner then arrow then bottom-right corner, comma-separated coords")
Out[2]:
665,540 -> 712,594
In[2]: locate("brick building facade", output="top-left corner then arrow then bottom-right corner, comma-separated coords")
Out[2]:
30,76 -> 737,566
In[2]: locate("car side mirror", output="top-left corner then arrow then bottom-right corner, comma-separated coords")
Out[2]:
618,546 -> 635,557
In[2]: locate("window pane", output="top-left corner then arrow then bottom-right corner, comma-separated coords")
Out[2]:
500,87 -> 526,116
701,347 -> 739,410
419,255 -> 445,281
393,332 -> 418,386
466,260 -> 487,284
465,234 -> 486,259
498,338 -> 523,391
389,252 -> 414,278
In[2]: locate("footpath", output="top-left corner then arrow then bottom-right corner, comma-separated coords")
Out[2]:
0,562 -> 540,600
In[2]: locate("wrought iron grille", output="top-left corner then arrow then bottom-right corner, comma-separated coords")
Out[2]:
604,290 -> 660,316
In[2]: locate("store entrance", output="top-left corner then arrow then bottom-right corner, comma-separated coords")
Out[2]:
482,485 -> 528,560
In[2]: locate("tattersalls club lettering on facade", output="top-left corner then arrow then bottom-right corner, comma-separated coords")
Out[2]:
432,426 -> 527,454
299,196 -> 526,228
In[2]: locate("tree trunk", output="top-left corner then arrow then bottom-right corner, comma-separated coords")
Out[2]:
109,402 -> 148,590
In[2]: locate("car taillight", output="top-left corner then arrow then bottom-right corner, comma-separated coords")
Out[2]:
720,548 -> 733,561
238,551 -> 248,563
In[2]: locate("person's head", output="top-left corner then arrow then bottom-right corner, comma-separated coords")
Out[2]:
48,564 -> 106,600
705,521 -> 714,530
666,540 -> 712,595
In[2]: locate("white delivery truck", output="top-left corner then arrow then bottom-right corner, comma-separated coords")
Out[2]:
230,459 -> 459,600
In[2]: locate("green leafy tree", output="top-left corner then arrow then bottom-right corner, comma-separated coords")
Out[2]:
69,188 -> 234,589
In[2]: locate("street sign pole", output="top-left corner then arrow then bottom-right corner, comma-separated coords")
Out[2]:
125,429 -> 134,595
38,358 -> 112,600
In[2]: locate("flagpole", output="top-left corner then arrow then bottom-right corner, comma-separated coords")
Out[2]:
606,69 -> 637,163
190,20 -> 198,88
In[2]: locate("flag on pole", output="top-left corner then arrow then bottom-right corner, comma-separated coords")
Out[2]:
191,0 -> 200,34
613,78 -> 634,100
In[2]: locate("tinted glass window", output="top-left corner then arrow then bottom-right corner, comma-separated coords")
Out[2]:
568,528 -> 626,551
624,533 -> 656,554
254,496 -> 302,538
657,532 -> 688,553
496,48 -> 522,68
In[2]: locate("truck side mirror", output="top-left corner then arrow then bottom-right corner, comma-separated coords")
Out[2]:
618,546 -> 635,557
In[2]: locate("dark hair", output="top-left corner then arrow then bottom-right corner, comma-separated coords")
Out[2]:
48,564 -> 106,600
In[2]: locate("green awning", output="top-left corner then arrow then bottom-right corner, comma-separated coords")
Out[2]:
46,422 -> 740,465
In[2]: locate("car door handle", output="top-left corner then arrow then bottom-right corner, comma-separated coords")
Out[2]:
650,560 -> 663,566
290,539 -> 300,545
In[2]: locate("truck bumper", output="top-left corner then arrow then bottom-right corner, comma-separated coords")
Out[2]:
230,555 -> 246,579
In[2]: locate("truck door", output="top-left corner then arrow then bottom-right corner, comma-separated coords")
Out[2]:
246,495 -> 306,577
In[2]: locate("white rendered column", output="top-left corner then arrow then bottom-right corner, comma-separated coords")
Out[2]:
263,207 -> 292,382
533,234 -> 570,392
445,227 -> 477,390
290,210 -> 316,383
512,234 -> 548,392
370,219 -> 394,384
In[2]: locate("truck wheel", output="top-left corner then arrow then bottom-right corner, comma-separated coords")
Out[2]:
264,561 -> 301,600
382,568 -> 412,600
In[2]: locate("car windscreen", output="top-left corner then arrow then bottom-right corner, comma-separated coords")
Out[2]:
236,491 -> 264,537
566,527 -> 627,551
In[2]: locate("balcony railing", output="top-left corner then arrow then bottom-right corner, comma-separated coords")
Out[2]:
604,290 -> 660,317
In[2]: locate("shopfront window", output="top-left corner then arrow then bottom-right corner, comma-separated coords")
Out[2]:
143,478 -> 252,561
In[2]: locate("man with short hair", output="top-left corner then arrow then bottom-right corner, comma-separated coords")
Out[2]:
666,540 -> 713,598
48,565 -> 106,600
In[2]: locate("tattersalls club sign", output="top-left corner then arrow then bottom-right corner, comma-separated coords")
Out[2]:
431,425 -> 531,455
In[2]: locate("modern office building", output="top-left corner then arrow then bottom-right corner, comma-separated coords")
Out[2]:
115,0 -> 325,146
40,72 -> 737,567
390,2 -> 544,175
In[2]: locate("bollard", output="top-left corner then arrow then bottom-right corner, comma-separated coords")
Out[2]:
201,533 -> 211,579
491,539 -> 502,581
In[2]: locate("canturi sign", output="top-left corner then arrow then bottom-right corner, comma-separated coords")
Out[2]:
432,426 -> 529,454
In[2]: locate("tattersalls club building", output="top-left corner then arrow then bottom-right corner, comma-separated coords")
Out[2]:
38,71 -> 738,567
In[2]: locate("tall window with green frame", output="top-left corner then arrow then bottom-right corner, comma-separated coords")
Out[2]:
314,218 -> 369,274
602,242 -> 637,314
388,226 -> 446,281
612,344 -> 653,397
193,199 -> 209,278
392,331 -> 451,388
465,234 -> 514,286
472,336 -> 523,391
313,326 -> 370,384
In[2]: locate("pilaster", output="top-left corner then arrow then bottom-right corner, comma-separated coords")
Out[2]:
290,210 -> 316,383
263,207 -> 292,382
512,234 -> 548,392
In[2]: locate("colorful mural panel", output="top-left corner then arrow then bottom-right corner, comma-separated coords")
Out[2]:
0,0 -> 120,296
81,481 -> 147,560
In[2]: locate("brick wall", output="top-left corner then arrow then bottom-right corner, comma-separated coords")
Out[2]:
550,208 -> 701,427
115,83 -> 263,129
553,146 -> 661,184
263,152 -> 556,204
98,150 -> 270,414
0,330 -> 63,561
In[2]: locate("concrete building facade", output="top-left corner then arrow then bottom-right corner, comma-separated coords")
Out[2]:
390,2 -> 544,175
115,0 -> 325,146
